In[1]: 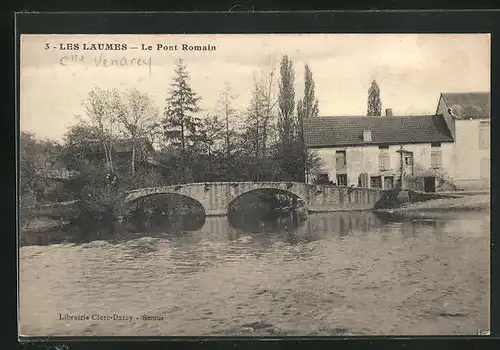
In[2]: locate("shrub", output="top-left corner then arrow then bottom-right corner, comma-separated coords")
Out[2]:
74,164 -> 131,238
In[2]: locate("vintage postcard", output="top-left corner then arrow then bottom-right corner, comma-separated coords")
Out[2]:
19,33 -> 490,337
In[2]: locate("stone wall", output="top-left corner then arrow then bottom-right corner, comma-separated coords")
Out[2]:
306,185 -> 384,212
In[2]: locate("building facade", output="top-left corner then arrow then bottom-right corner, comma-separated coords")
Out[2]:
435,92 -> 490,190
303,92 -> 490,192
304,112 -> 455,192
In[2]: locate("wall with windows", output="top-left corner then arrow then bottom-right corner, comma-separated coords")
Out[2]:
436,98 -> 490,190
451,119 -> 490,189
312,141 -> 454,190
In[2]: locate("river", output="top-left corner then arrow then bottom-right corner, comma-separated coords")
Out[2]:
19,209 -> 490,337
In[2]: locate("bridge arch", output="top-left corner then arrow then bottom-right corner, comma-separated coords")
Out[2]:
225,187 -> 305,213
125,192 -> 206,232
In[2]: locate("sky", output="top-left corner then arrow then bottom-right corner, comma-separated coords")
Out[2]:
20,34 -> 490,141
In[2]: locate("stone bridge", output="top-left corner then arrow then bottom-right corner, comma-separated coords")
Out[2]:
125,182 -> 385,216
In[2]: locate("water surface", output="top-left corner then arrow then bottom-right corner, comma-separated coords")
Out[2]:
19,210 -> 490,336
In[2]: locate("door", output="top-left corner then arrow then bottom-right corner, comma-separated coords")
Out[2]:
424,176 -> 436,193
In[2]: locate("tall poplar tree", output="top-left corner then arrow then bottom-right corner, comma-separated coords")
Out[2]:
278,55 -> 296,151
297,64 -> 319,122
296,64 -> 320,182
277,55 -> 300,180
367,79 -> 382,116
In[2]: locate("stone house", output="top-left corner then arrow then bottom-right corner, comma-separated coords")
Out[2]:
303,91 -> 490,192
303,110 -> 455,192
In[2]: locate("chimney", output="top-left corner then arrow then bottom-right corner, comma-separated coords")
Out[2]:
385,108 -> 393,117
363,130 -> 372,142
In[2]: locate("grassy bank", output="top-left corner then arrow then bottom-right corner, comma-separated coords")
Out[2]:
21,217 -> 70,233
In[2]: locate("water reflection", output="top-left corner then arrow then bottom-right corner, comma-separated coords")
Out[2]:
197,209 -> 489,246
128,194 -> 206,233
117,207 -> 492,248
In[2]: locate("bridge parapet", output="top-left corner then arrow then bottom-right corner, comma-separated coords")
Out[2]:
124,182 -> 386,216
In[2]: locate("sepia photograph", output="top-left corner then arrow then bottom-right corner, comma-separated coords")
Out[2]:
18,33 -> 490,337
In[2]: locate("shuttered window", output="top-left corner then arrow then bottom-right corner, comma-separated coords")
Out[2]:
431,150 -> 442,168
336,174 -> 348,186
479,122 -> 490,149
379,153 -> 390,171
336,150 -> 346,169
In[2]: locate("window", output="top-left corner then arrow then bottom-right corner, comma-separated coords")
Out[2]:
431,142 -> 441,147
363,130 -> 372,142
370,176 -> 382,189
479,122 -> 490,149
336,150 -> 346,169
336,174 -> 348,186
431,150 -> 442,169
315,173 -> 330,185
480,158 -> 490,179
404,155 -> 413,166
379,152 -> 390,171
379,145 -> 389,149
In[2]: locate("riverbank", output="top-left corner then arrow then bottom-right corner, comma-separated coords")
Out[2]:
21,217 -> 70,233
20,217 -> 72,246
380,193 -> 490,213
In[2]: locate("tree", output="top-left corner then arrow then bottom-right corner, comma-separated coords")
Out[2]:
367,79 -> 382,116
61,118 -> 103,172
199,114 -> 224,178
117,89 -> 160,177
258,66 -> 279,159
244,66 -> 279,160
277,55 -> 302,180
83,87 -> 123,173
297,64 -> 319,122
163,59 -> 202,182
243,79 -> 265,161
297,64 -> 320,182
277,55 -> 296,151
217,83 -> 238,159
20,132 -> 64,204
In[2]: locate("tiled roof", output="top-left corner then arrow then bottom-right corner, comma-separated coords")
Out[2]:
441,92 -> 490,119
303,115 -> 454,148
87,137 -> 153,154
112,137 -> 153,153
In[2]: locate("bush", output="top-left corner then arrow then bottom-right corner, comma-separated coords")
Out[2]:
74,164 -> 131,237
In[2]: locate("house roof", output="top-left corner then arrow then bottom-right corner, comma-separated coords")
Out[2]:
303,115 -> 454,148
440,92 -> 490,119
87,137 -> 154,154
112,137 -> 154,153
